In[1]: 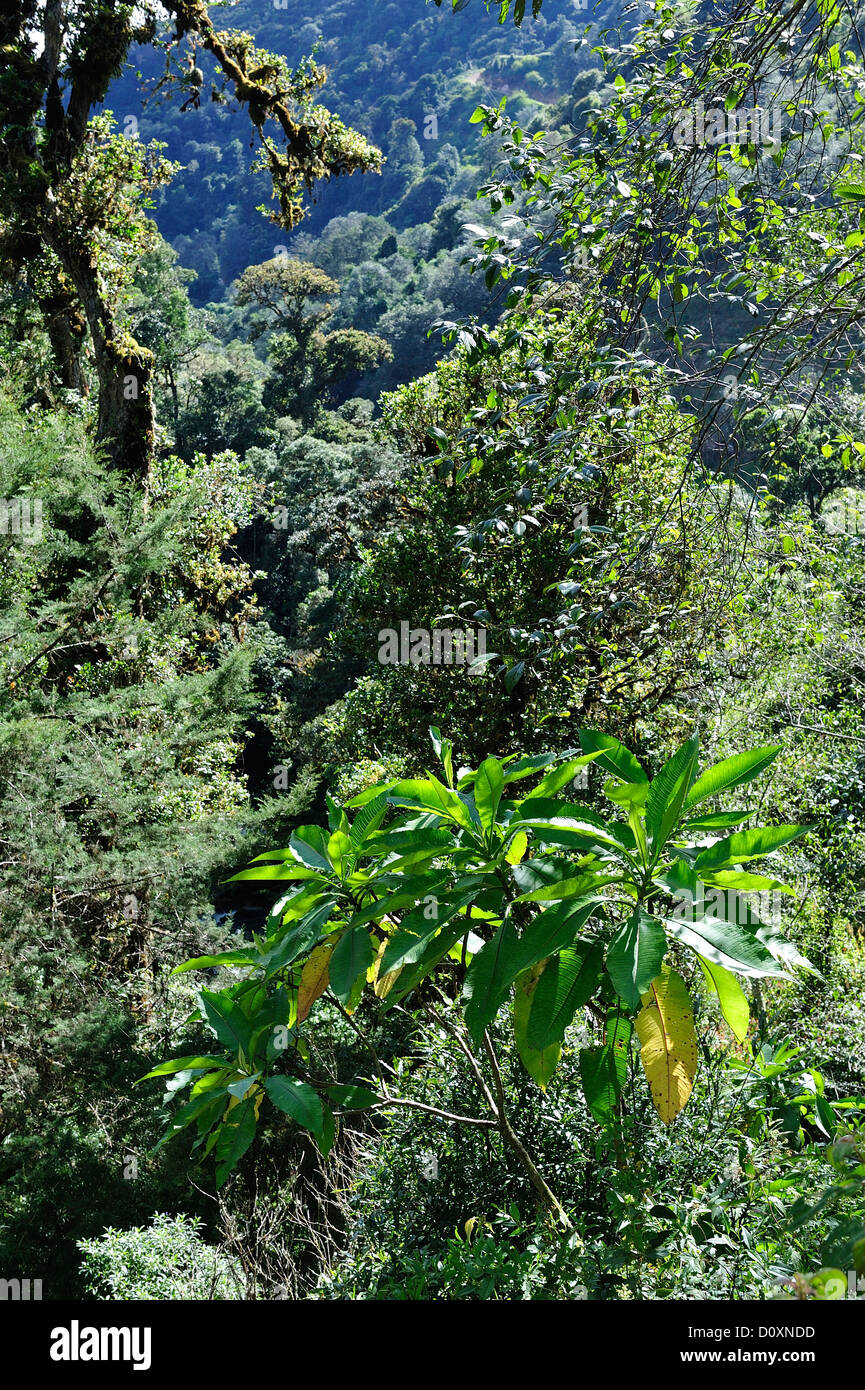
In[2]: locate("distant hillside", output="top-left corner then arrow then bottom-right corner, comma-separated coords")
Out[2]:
106,0 -> 616,302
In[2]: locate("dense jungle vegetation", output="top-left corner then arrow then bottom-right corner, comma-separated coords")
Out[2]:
1,0 -> 864,1307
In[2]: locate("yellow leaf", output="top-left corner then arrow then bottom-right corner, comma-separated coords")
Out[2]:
505,830 -> 528,865
636,967 -> 698,1124
297,942 -> 334,1023
368,936 -> 403,999
365,935 -> 381,985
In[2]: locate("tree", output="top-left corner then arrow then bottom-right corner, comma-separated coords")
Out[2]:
380,117 -> 424,208
235,258 -> 340,346
235,257 -> 391,426
458,3 -> 865,486
125,239 -> 208,449
0,390 -> 296,1292
178,366 -> 270,459
0,1 -> 381,476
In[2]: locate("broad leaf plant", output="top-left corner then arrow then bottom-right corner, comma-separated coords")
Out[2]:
143,728 -> 813,1218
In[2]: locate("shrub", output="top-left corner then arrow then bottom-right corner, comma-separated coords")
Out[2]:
77,1213 -> 244,1301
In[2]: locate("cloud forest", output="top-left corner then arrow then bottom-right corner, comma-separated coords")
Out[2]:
1,0 -> 864,1333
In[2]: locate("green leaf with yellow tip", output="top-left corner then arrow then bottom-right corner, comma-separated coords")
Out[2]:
513,965 -> 561,1089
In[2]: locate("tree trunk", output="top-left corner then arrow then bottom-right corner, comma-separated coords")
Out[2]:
38,284 -> 89,395
45,216 -> 155,479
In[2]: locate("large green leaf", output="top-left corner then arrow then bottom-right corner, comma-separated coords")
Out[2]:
214,1096 -> 258,1187
500,752 -> 561,784
510,856 -> 582,897
289,825 -> 333,872
348,872 -> 453,924
681,810 -> 755,833
264,1075 -> 324,1136
734,900 -> 823,978
697,956 -> 750,1041
513,802 -> 637,865
258,899 -> 337,974
682,746 -> 781,813
519,753 -> 604,803
389,776 -> 475,831
429,726 -> 455,786
138,1055 -> 228,1081
604,779 -> 649,811
578,730 -> 648,783
695,824 -> 810,871
326,827 -> 351,875
513,967 -> 561,1089
361,827 -> 455,858
526,940 -> 604,1049
579,1014 -> 632,1124
513,869 -> 616,903
379,894 -> 475,973
463,917 -> 520,1041
474,756 -> 505,836
348,792 -> 389,851
329,926 -> 376,1002
263,886 -> 328,930
665,913 -> 790,979
605,909 -> 667,1009
198,989 -> 254,1057
344,779 -> 397,808
172,950 -> 256,975
700,869 -> 794,896
386,916 -> 480,1006
511,899 -> 599,974
645,734 -> 700,857
157,1091 -> 228,1152
226,863 -> 326,883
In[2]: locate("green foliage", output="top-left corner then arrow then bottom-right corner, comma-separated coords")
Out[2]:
5,0 -> 865,1312
0,393 -> 307,1294
109,0 -> 599,299
77,1214 -> 244,1300
310,1001 -> 864,1300
147,724 -> 816,1208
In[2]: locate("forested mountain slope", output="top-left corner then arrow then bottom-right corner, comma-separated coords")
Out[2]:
108,0 -> 614,301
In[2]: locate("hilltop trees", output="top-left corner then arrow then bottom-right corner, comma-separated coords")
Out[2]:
235,257 -> 391,426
